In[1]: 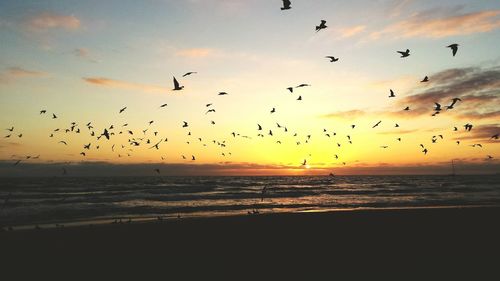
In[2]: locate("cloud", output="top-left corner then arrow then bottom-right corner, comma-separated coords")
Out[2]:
321,109 -> 367,119
335,25 -> 366,38
175,48 -> 214,58
26,12 -> 81,31
390,66 -> 500,118
73,48 -> 98,62
83,77 -> 165,94
0,67 -> 47,83
371,9 -> 500,39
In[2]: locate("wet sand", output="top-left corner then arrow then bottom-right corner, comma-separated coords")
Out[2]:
1,206 -> 499,277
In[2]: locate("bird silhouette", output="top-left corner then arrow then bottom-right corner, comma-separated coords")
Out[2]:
325,56 -> 339,62
302,159 -> 307,166
52,113 -> 57,119
270,107 -> 276,113
397,49 -> 410,58
182,121 -> 188,128
389,89 -> 395,97
421,76 -> 429,82
160,103 -> 168,108
295,84 -> 310,88
316,20 -> 327,32
434,103 -> 442,111
206,109 -> 216,114
172,76 -> 184,91
218,92 -> 228,95
59,141 -> 67,145
297,95 -> 302,100
286,87 -> 293,93
447,44 -> 459,57
257,124 -> 262,130
446,98 -> 461,110
403,106 -> 410,111
491,134 -> 499,140
182,72 -> 197,77
281,0 -> 291,10
102,129 -> 110,140
119,107 -> 127,113
372,121 -> 382,128
40,110 -> 46,114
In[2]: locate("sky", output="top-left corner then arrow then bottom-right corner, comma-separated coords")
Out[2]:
0,0 -> 499,176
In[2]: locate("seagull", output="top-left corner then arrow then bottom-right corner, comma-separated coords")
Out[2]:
172,76 -> 184,91
154,168 -> 160,174
491,134 -> 499,140
286,87 -> 293,93
403,106 -> 410,111
421,76 -> 429,82
447,44 -> 459,57
257,124 -> 262,130
206,109 -> 216,114
325,56 -> 339,62
487,155 -> 493,159
160,104 -> 168,108
182,121 -> 188,128
297,95 -> 302,100
206,103 -> 213,107
434,103 -> 442,111
6,127 -> 14,132
316,20 -> 327,32
389,89 -> 395,97
102,129 -> 110,140
395,123 -> 400,127
119,107 -> 127,113
40,110 -> 46,114
295,84 -> 310,88
218,92 -> 228,95
281,0 -> 291,10
191,155 -> 196,161
447,98 -> 461,110
372,121 -> 382,128
270,107 -> 276,113
302,159 -> 307,166
59,141 -> 67,145
80,152 -> 86,156
397,49 -> 410,58
182,72 -> 197,77
52,113 -> 57,119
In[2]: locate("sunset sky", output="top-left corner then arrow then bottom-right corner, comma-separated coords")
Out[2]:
0,0 -> 499,176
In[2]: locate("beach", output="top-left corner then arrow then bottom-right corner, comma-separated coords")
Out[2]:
2,206 -> 499,277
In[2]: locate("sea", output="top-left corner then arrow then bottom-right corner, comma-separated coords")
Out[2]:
1,175 -> 500,229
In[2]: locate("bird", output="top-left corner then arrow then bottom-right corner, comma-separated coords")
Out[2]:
257,124 -> 262,130
119,107 -> 127,113
6,127 -> 14,132
281,0 -> 291,10
380,146 -> 388,149
297,96 -> 302,100
421,76 -> 429,82
434,103 -> 442,111
464,123 -> 473,131
80,152 -> 86,156
397,49 -> 410,58
270,107 -> 276,113
52,113 -> 57,119
447,44 -> 459,57
295,84 -> 310,88
191,155 -> 196,161
372,121 -> 382,128
218,92 -> 228,95
206,109 -> 216,114
447,98 -> 461,110
154,168 -> 160,174
102,129 -> 110,140
286,87 -> 293,93
83,143 -> 91,149
487,155 -> 493,159
395,124 -> 400,127
148,120 -> 154,125
316,20 -> 327,32
491,134 -> 499,140
182,72 -> 197,77
182,121 -> 188,128
40,110 -> 46,114
172,76 -> 184,91
422,148 -> 428,155
389,89 -> 395,97
325,56 -> 339,62
206,103 -> 213,107
302,159 -> 307,166
403,106 -> 410,111
59,141 -> 67,145
160,103 -> 168,108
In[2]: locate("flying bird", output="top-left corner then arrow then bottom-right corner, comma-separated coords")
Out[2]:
257,124 -> 262,130
447,98 -> 461,110
40,110 -> 46,114
372,121 -> 382,128
270,108 -> 276,113
295,84 -> 310,88
286,87 -> 293,93
434,103 -> 442,111
182,72 -> 197,77
403,106 -> 410,111
325,56 -> 339,62
491,134 -> 499,140
218,92 -> 228,95
52,113 -> 57,119
389,89 -> 395,98
59,141 -> 67,145
172,76 -> 184,91
182,121 -> 188,128
297,96 -> 302,100
102,129 -> 110,140
160,104 -> 168,108
119,107 -> 127,113
447,44 -> 459,57
206,109 -> 216,114
281,0 -> 291,10
397,49 -> 410,58
421,76 -> 429,82
315,20 -> 327,32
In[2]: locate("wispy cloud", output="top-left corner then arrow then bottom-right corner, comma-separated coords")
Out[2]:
26,12 -> 81,32
0,67 -> 47,83
371,9 -> 500,39
335,25 -> 366,38
73,48 -> 98,63
82,77 -> 165,93
321,109 -> 367,119
175,48 -> 214,58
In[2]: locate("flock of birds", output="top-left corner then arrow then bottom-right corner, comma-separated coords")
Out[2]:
3,0 -> 499,175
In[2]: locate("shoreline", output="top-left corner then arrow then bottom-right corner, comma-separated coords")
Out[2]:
3,203 -> 498,231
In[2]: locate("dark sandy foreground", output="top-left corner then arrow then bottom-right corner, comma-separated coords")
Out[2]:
2,207 -> 500,278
